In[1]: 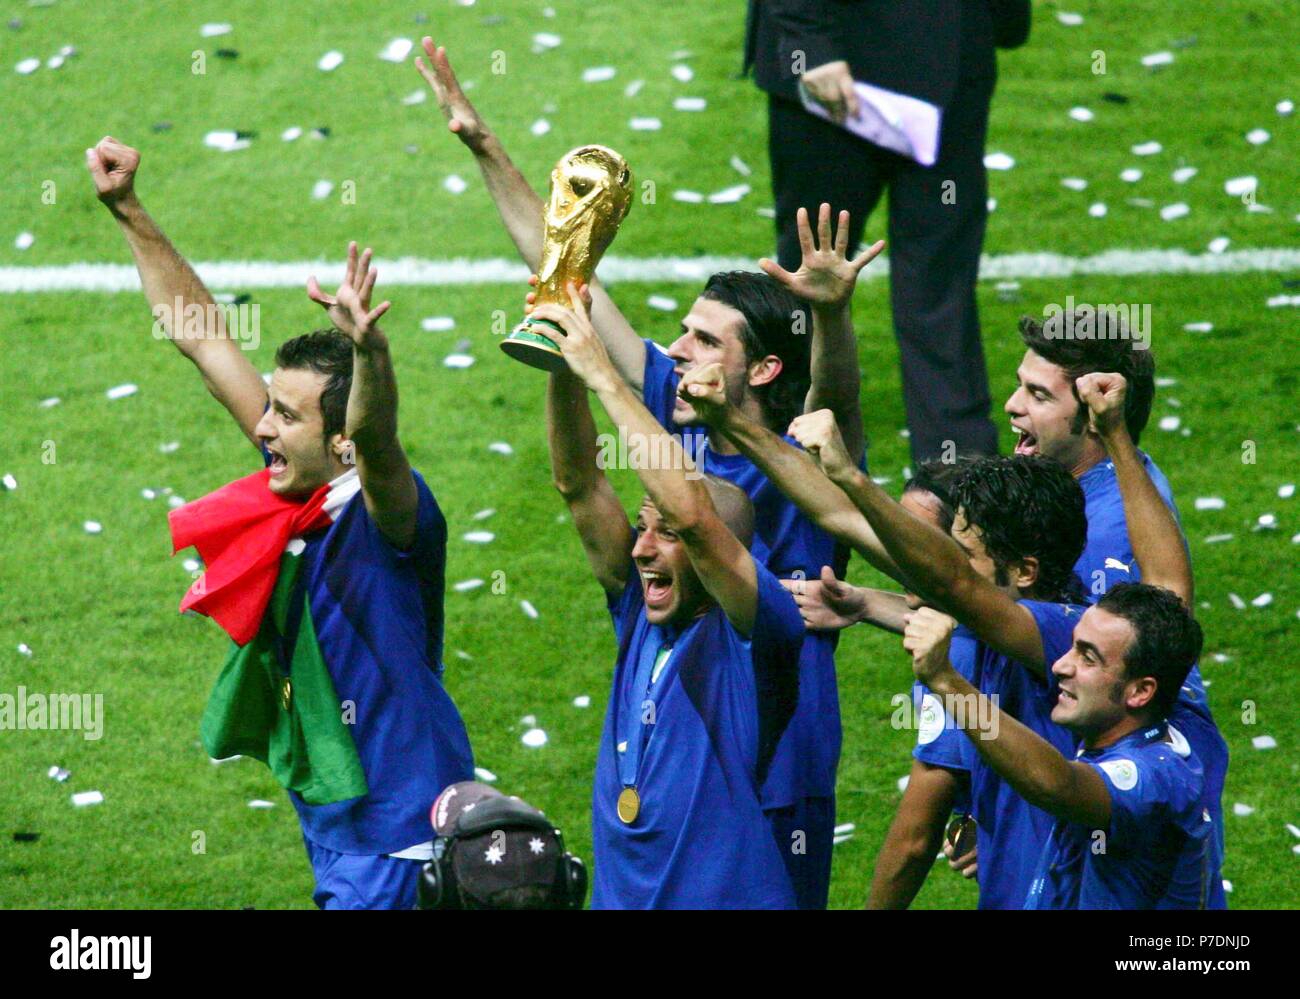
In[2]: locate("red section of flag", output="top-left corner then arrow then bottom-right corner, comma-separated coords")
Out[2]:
169,469 -> 332,645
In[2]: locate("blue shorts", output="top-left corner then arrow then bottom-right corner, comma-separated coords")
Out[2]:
302,836 -> 425,910
765,796 -> 835,911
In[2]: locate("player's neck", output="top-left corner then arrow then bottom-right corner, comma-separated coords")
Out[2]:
1069,439 -> 1108,480
1082,713 -> 1146,752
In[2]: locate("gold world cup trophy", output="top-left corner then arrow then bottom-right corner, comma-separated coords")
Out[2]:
500,145 -> 632,371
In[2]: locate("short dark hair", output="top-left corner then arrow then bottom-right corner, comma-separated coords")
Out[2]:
1096,583 -> 1202,719
701,271 -> 812,431
1019,311 -> 1156,444
949,455 -> 1087,603
274,329 -> 354,437
904,455 -> 979,536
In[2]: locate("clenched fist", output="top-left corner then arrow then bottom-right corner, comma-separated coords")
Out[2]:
85,136 -> 140,205
1075,371 -> 1129,441
903,607 -> 957,686
787,408 -> 854,481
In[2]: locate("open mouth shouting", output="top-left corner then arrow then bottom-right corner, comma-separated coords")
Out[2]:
266,445 -> 289,477
1012,423 -> 1039,456
640,567 -> 674,610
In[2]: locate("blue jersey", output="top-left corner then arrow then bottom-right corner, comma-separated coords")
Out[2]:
288,469 -> 475,854
1026,722 -> 1214,909
643,340 -> 845,807
911,626 -> 979,813
591,556 -> 804,909
1076,453 -> 1228,908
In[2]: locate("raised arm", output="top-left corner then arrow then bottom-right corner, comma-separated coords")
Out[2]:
759,204 -> 883,464
1078,373 -> 1193,606
533,288 -> 760,634
679,363 -> 904,582
414,39 -> 646,391
791,409 -> 1049,670
907,608 -> 1111,829
306,243 -> 417,550
783,567 -> 912,634
547,363 -> 636,595
87,136 -> 267,444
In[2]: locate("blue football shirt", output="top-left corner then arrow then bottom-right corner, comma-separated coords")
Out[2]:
1076,453 -> 1227,908
287,469 -> 475,855
1025,722 -> 1213,909
591,555 -> 804,909
642,340 -> 845,808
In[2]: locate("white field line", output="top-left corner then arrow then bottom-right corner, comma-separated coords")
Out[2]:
1,248 -> 1298,294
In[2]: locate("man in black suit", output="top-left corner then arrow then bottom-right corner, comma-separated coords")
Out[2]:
746,1 -> 1031,463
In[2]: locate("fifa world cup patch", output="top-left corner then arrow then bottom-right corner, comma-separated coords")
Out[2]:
1098,758 -> 1139,791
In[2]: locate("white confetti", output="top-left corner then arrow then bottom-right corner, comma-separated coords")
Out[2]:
311,179 -> 334,200
444,353 -> 475,369
1227,593 -> 1246,610
729,155 -> 752,176
572,695 -> 591,708
378,38 -> 413,63
623,78 -> 644,98
47,54 -> 65,70
521,715 -> 537,728
1088,202 -> 1108,218
1207,236 -> 1230,254
203,130 -> 248,152
48,765 -> 70,782
474,767 -> 498,783
39,397 -> 61,408
673,97 -> 706,112
1251,735 -> 1276,750
1287,824 -> 1300,840
16,57 -> 40,75
1251,593 -> 1274,608
629,117 -> 662,131
317,50 -> 344,72
462,531 -> 494,544
670,64 -> 694,83
1131,141 -> 1162,156
472,508 -> 495,520
1158,415 -> 1181,431
1160,203 -> 1189,221
443,174 -> 468,195
159,441 -> 180,454
209,755 -> 241,765
532,32 -> 562,51
15,231 -> 34,251
647,295 -> 677,312
281,125 -> 303,141
248,799 -> 276,809
530,118 -> 551,136
1172,167 -> 1197,183
896,775 -> 910,792
1224,175 -> 1257,198
2,474 -> 16,491
708,184 -> 751,204
17,643 -> 34,658
455,650 -> 473,661
401,89 -> 426,106
453,578 -> 484,592
1279,484 -> 1295,499
167,495 -> 185,509
1245,128 -> 1270,145
984,152 -> 1015,171
521,727 -> 548,748
200,23 -> 233,37
488,441 -> 514,455
1068,106 -> 1094,122
1233,803 -> 1254,817
1256,513 -> 1277,529
1141,51 -> 1174,68
582,66 -> 616,83
420,316 -> 456,332
520,599 -> 539,619
1061,177 -> 1088,191
1223,880 -> 1233,893
182,558 -> 201,573
1057,11 -> 1083,25
1120,168 -> 1143,183
833,834 -> 854,846
71,790 -> 104,807
834,822 -> 856,835
83,521 -> 103,535
105,382 -> 137,401
672,190 -> 704,204
1183,321 -> 1213,334
1203,534 -> 1234,544
987,198 -> 997,212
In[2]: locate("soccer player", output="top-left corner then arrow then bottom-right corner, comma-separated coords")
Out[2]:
904,371 -> 1212,907
533,284 -> 804,908
679,364 -> 1088,909
414,39 -> 884,908
87,137 -> 474,909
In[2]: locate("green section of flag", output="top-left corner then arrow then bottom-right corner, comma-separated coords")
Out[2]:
200,551 -> 368,805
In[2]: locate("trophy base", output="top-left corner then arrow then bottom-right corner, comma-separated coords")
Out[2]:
500,318 -> 568,372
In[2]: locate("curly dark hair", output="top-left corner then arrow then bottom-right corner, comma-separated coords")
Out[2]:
1018,310 -> 1156,444
949,455 -> 1087,603
1095,583 -> 1203,720
274,328 -> 354,437
903,455 -> 980,536
701,271 -> 812,431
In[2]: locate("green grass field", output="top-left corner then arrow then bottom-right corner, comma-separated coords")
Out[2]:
2,0 -> 1297,909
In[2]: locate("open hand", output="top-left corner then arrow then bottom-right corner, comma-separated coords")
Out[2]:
781,565 -> 866,631
759,204 -> 884,309
307,241 -> 391,347
414,38 -> 491,154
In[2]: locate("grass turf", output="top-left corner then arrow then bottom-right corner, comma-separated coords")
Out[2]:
1,0 -> 1297,908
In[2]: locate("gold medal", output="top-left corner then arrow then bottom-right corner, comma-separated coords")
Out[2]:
617,787 -> 640,824
280,677 -> 292,712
